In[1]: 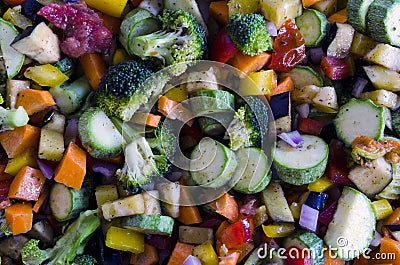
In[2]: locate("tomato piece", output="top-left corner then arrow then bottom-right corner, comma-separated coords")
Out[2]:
3,0 -> 25,6
220,218 -> 253,249
298,118 -> 324,135
326,139 -> 353,186
320,56 -> 352,80
211,27 -> 238,63
285,246 -> 313,265
269,20 -> 306,72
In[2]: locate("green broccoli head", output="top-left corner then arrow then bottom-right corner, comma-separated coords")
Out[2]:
129,9 -> 207,74
226,13 -> 273,56
72,255 -> 97,265
226,104 -> 262,151
21,210 -> 100,265
96,60 -> 169,121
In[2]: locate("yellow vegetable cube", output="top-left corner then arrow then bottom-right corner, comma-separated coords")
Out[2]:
308,176 -> 334,192
372,199 -> 394,220
228,0 -> 261,15
112,48 -> 130,65
262,223 -> 295,238
260,0 -> 302,28
192,241 -> 218,265
106,226 -> 144,253
85,0 -> 128,18
5,148 -> 38,176
24,64 -> 68,87
164,85 -> 189,103
240,70 -> 276,96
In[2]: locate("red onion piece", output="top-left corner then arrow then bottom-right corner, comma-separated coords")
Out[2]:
183,255 -> 202,265
318,201 -> 338,226
295,103 -> 310,118
352,77 -> 368,98
299,204 -> 319,232
370,231 -> 382,247
64,118 -> 78,145
266,21 -> 278,36
92,161 -> 118,178
309,47 -> 325,65
240,199 -> 258,217
278,131 -> 304,148
36,159 -> 56,179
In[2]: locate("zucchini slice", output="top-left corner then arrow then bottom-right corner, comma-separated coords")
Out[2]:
190,89 -> 235,116
326,23 -> 355,59
377,161 -> 400,200
261,182 -> 295,223
366,0 -> 400,47
347,0 -> 374,33
190,138 -> 237,188
121,214 -> 174,236
295,8 -> 329,47
324,187 -> 375,260
273,135 -> 329,186
279,66 -> 323,89
78,107 -> 123,159
232,147 -> 271,194
334,99 -> 385,146
283,231 -> 325,265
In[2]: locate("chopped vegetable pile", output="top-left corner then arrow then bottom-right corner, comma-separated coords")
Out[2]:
1,0 -> 400,264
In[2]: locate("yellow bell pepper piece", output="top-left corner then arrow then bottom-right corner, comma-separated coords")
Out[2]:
105,226 -> 144,253
308,176 -> 334,192
24,64 -> 68,87
85,0 -> 128,18
112,49 -> 130,65
239,70 -> 276,96
164,85 -> 189,103
262,223 -> 295,238
5,148 -> 38,176
3,8 -> 33,29
372,199 -> 394,220
192,241 -> 218,265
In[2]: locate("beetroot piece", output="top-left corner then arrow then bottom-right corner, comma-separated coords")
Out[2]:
38,3 -> 112,57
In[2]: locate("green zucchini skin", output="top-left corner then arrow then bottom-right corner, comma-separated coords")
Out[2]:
366,0 -> 400,47
296,8 -> 329,47
347,0 -> 374,33
121,214 -> 174,235
283,231 -> 326,265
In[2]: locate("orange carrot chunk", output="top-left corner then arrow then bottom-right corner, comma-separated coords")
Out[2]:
302,0 -> 322,7
167,242 -> 194,265
8,166 -> 46,201
15,89 -> 56,116
209,1 -> 229,24
323,250 -> 345,265
80,53 -> 107,90
379,237 -> 400,265
130,243 -> 159,265
176,181 -> 202,225
0,124 -> 41,158
131,113 -> 162,128
97,12 -> 121,34
328,9 -> 347,24
5,203 -> 33,235
206,193 -> 239,222
54,142 -> 86,189
33,188 -> 49,213
268,76 -> 294,100
230,52 -> 271,76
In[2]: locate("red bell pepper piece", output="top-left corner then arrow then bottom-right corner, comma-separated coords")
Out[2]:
268,20 -> 306,72
211,27 -> 238,63
297,118 -> 324,135
320,56 -> 352,80
285,246 -> 313,265
326,139 -> 353,186
220,217 -> 253,249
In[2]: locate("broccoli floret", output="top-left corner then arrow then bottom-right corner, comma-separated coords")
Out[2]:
112,117 -> 177,189
21,210 -> 100,265
129,9 -> 207,75
96,60 -> 169,121
226,13 -> 273,56
147,122 -> 177,175
72,254 -> 97,265
0,106 -> 29,131
225,104 -> 262,151
0,210 -> 11,237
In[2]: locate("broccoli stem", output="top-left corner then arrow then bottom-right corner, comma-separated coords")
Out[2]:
0,106 -> 29,129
